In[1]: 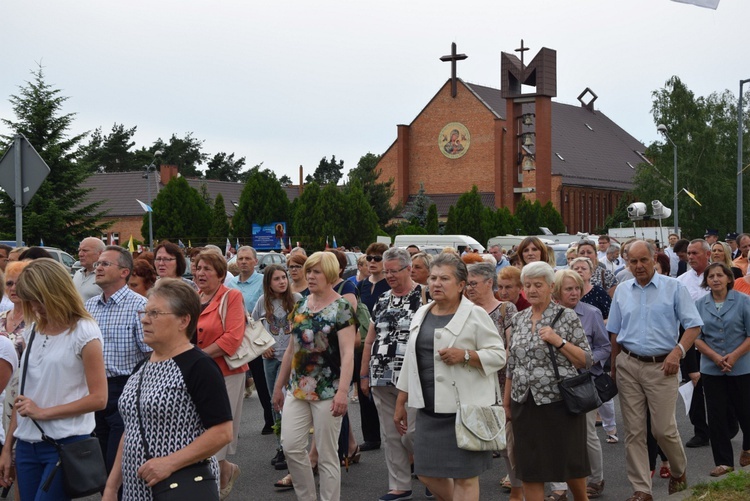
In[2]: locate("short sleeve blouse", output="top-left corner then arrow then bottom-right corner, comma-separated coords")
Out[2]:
581,285 -> 611,319
288,297 -> 356,401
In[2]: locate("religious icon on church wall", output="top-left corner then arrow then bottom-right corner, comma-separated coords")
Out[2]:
438,122 -> 470,159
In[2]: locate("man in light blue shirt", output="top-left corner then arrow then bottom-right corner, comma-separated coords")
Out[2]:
608,240 -> 703,500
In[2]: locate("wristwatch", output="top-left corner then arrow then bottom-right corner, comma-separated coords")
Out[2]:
463,349 -> 471,366
557,339 -> 567,350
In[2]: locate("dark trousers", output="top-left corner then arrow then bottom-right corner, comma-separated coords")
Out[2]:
646,409 -> 667,471
95,375 -> 129,474
702,373 -> 750,467
354,350 -> 381,444
249,356 -> 274,428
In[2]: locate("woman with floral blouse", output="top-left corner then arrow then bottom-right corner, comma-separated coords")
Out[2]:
505,262 -> 593,501
272,251 -> 357,501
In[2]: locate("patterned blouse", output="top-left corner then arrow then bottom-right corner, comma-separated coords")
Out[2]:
507,302 -> 591,405
590,265 -> 618,291
581,285 -> 611,319
488,301 -> 518,391
368,285 -> 424,387
288,296 -> 356,401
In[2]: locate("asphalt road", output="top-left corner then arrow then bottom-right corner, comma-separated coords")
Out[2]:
70,384 -> 733,501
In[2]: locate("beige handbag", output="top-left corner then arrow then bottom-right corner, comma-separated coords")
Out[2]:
218,291 -> 276,369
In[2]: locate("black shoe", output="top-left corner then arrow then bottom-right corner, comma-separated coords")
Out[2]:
271,448 -> 285,466
262,425 -> 274,435
359,441 -> 381,452
685,436 -> 709,448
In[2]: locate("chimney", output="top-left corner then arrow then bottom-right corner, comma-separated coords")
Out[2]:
299,165 -> 304,195
159,164 -> 179,185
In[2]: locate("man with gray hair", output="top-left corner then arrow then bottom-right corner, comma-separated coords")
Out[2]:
86,245 -> 149,474
608,240 -> 703,500
73,236 -> 105,300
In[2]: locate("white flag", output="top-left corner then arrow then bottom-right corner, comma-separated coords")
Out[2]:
136,199 -> 152,212
671,0 -> 719,9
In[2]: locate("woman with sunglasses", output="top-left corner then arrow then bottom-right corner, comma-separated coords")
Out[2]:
356,242 -> 391,453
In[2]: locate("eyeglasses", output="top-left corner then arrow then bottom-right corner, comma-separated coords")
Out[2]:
155,257 -> 177,263
383,265 -> 408,276
93,261 -> 125,269
288,265 -> 302,270
138,310 -> 177,320
466,279 -> 488,289
366,255 -> 383,262
5,281 -> 15,288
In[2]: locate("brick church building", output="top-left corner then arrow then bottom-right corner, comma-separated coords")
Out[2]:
375,42 -> 648,234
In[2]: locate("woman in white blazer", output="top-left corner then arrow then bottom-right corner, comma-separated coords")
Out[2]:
394,253 -> 505,501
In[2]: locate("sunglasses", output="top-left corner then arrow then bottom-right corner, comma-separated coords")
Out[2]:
366,255 -> 383,262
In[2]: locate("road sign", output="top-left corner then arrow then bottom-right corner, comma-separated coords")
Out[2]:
0,135 -> 50,207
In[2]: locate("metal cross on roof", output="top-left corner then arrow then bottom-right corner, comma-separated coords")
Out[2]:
440,42 -> 468,98
515,39 -> 529,66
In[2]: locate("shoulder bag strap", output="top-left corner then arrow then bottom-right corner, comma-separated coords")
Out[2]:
135,366 -> 153,460
19,326 -> 53,442
218,289 -> 230,331
545,308 -> 566,381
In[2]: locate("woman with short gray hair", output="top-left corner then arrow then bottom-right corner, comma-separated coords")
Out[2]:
360,246 -> 427,500
507,261 -> 592,501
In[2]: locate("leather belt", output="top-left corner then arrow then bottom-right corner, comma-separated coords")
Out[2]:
621,347 -> 669,363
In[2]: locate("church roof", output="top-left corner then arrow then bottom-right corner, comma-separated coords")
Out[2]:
81,171 -> 300,217
463,81 -> 646,191
404,192 -> 496,218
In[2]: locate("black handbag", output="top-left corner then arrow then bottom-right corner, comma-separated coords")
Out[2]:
593,372 -> 618,403
135,365 -> 219,501
546,310 -> 602,415
20,326 -> 108,498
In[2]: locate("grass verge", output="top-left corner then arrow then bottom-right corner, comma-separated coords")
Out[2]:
684,470 -> 750,501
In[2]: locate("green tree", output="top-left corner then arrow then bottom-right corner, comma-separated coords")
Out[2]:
153,132 -> 207,178
402,182 -> 433,226
444,206 -> 457,235
79,123 -> 141,173
279,174 -> 293,186
515,198 -> 544,234
208,193 -> 231,247
453,185 -> 483,240
291,182 -> 321,248
425,204 -> 439,234
143,176 -> 211,244
628,76 -> 748,237
541,201 -> 565,234
341,180 -> 379,249
309,155 -> 344,185
313,184 -> 348,250
348,152 -> 400,226
232,167 -> 290,238
205,152 -> 247,182
0,66 -> 110,249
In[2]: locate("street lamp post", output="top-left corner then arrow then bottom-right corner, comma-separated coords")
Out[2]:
143,150 -> 163,251
657,124 -> 678,235
738,79 -> 750,234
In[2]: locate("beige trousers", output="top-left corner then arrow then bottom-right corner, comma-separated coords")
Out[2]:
281,393 -> 343,501
616,352 -> 686,494
216,372 -> 245,460
372,386 -> 416,491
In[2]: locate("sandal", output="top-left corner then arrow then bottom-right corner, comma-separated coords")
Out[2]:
587,480 -> 604,499
545,492 -> 568,501
274,473 -> 294,490
500,474 -> 511,491
606,434 -> 619,444
660,465 -> 671,478
710,465 -> 734,477
341,446 -> 361,471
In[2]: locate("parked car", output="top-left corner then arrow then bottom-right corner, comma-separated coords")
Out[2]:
43,247 -> 76,276
226,251 -> 286,274
343,251 -> 359,280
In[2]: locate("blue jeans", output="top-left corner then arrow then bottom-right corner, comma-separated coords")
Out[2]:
16,434 -> 91,501
264,358 -> 282,445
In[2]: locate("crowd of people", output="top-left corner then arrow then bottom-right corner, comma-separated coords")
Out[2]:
0,228 -> 748,501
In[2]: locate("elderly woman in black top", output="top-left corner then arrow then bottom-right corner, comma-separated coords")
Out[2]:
505,262 -> 592,501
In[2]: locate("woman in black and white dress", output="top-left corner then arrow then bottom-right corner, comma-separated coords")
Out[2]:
102,279 -> 233,501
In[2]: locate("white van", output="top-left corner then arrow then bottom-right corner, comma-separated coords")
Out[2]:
394,235 -> 485,253
487,235 -> 555,251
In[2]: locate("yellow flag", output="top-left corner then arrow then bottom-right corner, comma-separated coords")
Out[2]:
127,235 -> 135,253
188,240 -> 192,248
683,188 -> 703,207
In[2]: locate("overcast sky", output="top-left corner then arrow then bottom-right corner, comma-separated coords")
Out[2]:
1,0 -> 747,182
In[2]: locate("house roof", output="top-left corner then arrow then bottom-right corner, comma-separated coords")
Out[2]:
81,171 -> 300,217
462,81 -> 646,191
404,192 -> 495,218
